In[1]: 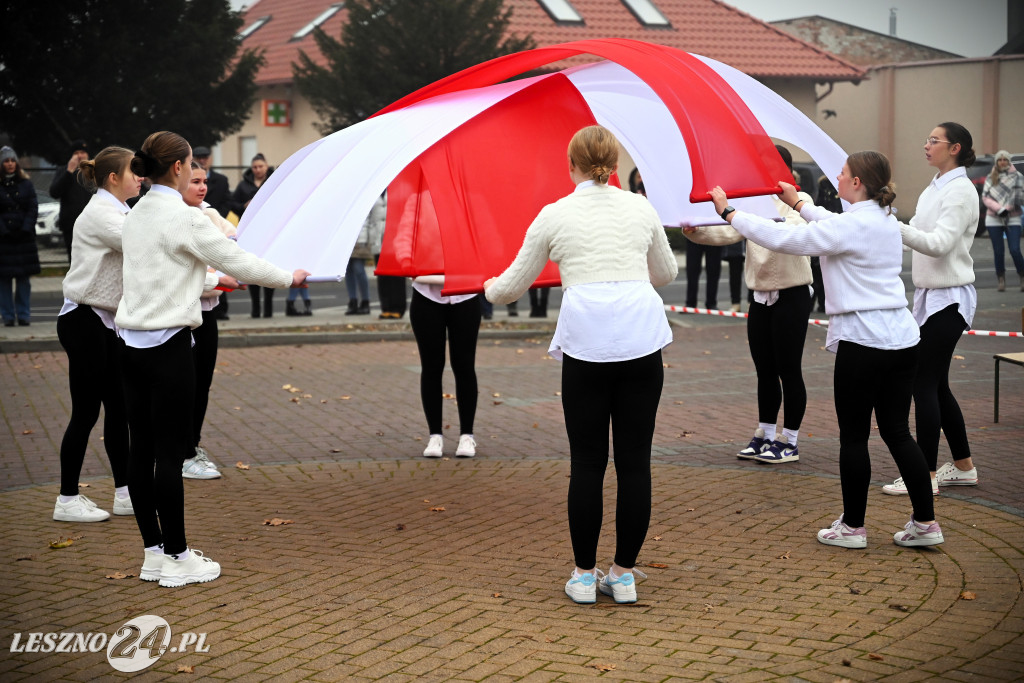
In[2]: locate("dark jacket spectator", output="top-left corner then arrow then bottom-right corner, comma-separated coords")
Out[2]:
1,147 -> 40,325
49,140 -> 94,258
227,155 -> 274,218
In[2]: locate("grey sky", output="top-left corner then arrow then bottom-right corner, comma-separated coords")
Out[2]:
726,0 -> 1009,58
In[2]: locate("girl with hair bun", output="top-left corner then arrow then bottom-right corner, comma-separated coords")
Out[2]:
485,125 -> 678,605
881,122 -> 981,498
53,146 -> 140,523
116,131 -> 309,587
710,150 -> 944,552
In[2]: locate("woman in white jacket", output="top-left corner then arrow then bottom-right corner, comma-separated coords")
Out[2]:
118,131 -> 309,588
485,126 -> 678,604
54,146 -> 140,523
883,122 -> 980,497
710,150 -> 943,551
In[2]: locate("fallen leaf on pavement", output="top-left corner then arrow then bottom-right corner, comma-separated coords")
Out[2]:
339,395 -> 351,400
429,506 -> 446,512
79,482 -> 90,488
532,423 -> 538,428
21,430 -> 33,435
868,653 -> 884,661
953,355 -> 965,360
49,538 -> 74,549
330,449 -> 342,453
263,518 -> 293,526
492,392 -> 501,397
105,571 -> 134,580
960,591 -> 976,600
176,665 -> 194,673
235,462 -> 250,470
777,551 -> 791,560
395,524 -> 405,531
290,397 -> 301,403
589,663 -> 616,672
651,535 -> 663,541
646,562 -> 668,569
889,604 -> 909,612
442,393 -> 455,399
849,587 -> 861,595
492,593 -> 502,598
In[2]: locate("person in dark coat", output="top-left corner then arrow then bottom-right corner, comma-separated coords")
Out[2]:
48,139 -> 94,262
229,154 -> 276,317
0,146 -> 40,326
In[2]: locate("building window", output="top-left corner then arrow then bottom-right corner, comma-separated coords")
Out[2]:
238,15 -> 271,39
535,0 -> 583,24
291,3 -> 344,41
620,0 -> 669,26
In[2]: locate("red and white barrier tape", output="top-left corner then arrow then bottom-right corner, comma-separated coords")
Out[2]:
665,305 -> 1022,338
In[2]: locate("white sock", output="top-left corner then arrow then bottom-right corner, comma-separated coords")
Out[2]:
115,486 -> 130,500
169,548 -> 191,561
782,428 -> 799,447
58,494 -> 77,504
573,568 -> 594,578
758,423 -> 777,442
609,566 -> 625,580
145,544 -> 163,554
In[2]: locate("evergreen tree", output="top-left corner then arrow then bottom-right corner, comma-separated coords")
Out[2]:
294,0 -> 534,135
0,0 -> 264,163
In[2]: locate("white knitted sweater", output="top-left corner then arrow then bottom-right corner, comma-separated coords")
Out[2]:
901,172 -> 978,289
486,183 -> 678,304
686,193 -> 813,292
116,190 -> 292,330
62,194 -> 126,312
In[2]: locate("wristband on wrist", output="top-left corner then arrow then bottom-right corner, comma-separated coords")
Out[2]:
792,199 -> 804,211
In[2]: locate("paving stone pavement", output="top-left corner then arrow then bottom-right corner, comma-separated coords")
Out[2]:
1,304 -> 1023,680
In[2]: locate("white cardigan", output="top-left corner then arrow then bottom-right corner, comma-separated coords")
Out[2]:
62,192 -> 127,312
486,183 -> 677,304
901,168 -> 978,289
116,188 -> 292,331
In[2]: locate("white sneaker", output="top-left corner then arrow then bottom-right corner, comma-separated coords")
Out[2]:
893,517 -> 944,547
53,495 -> 110,522
881,476 -> 938,496
935,461 -> 978,487
455,434 -> 476,458
158,549 -> 221,587
598,567 -> 647,604
183,447 -> 221,480
564,570 -> 597,604
113,495 -> 134,516
140,548 -> 163,582
422,434 -> 444,458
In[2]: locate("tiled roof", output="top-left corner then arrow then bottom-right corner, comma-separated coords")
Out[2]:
240,0 -> 865,85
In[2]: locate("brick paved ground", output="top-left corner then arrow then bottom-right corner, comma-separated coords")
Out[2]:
1,304 -> 1022,680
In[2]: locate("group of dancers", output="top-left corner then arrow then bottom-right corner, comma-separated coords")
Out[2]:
51,122 -> 981,599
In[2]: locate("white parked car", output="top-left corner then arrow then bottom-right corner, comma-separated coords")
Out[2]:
34,189 -> 63,248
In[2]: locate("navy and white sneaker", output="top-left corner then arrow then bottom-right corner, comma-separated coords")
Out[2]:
737,428 -> 771,460
755,440 -> 799,464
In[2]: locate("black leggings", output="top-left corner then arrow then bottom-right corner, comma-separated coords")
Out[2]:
56,306 -> 129,496
562,350 -> 664,570
191,308 -> 219,450
685,243 -> 722,309
122,329 -> 195,554
409,291 -> 480,435
746,286 -> 811,429
914,304 -> 971,470
834,341 -> 934,528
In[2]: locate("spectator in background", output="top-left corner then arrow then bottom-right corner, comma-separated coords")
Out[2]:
229,154 -> 276,317
0,146 -> 40,326
812,176 -> 842,313
193,147 -> 232,320
982,150 -> 1024,292
49,139 -> 94,262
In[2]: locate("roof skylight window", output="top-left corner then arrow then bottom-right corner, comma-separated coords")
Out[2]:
292,3 -> 344,41
536,0 -> 584,24
620,0 -> 670,26
238,15 -> 271,39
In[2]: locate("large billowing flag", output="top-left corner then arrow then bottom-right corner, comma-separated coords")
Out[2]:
237,39 -> 847,295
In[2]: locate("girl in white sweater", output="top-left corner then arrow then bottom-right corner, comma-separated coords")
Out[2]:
485,126 -> 678,604
710,150 -> 943,550
54,147 -> 140,523
117,131 -> 309,588
883,122 -> 981,497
